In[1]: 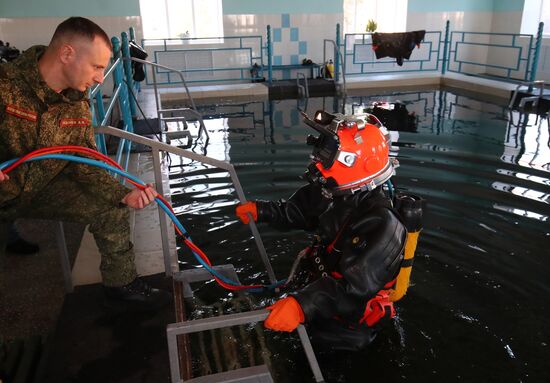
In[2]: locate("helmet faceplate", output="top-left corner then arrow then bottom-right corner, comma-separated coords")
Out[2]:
303,110 -> 396,196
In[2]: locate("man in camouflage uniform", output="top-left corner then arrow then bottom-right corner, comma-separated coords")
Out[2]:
0,17 -> 170,309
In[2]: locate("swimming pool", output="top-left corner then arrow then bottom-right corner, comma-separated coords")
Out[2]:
168,89 -> 550,382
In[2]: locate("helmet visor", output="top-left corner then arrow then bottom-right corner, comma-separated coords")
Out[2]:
310,133 -> 340,169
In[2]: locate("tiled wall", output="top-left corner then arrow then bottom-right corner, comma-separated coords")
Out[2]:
224,12 -> 341,80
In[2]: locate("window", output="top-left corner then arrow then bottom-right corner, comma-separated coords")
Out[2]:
521,0 -> 550,36
139,0 -> 223,40
344,0 -> 408,34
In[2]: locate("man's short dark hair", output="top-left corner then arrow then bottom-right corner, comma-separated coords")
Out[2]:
51,17 -> 112,49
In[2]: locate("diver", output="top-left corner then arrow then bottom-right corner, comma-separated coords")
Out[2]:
236,110 -> 423,351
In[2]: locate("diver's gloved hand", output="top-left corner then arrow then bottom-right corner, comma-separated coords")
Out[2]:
235,201 -> 257,224
264,296 -> 304,332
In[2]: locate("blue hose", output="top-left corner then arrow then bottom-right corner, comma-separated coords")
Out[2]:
1,153 -> 284,292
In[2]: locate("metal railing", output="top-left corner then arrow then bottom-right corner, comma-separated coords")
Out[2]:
446,28 -> 539,82
91,32 -> 211,167
129,56 -> 210,145
142,35 -> 266,85
323,38 -> 347,94
166,309 -> 325,383
89,37 -> 134,173
94,125 -> 275,283
336,21 -> 544,85
508,80 -> 546,115
128,21 -> 545,89
339,29 -> 444,76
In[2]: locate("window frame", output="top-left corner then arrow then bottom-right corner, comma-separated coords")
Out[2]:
520,0 -> 550,37
139,0 -> 224,43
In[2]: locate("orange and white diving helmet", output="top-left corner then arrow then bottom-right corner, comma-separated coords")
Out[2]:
302,110 -> 398,197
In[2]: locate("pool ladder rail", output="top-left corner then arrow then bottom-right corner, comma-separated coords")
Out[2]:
128,57 -> 210,150
167,265 -> 326,383
296,72 -> 310,99
509,80 -> 549,116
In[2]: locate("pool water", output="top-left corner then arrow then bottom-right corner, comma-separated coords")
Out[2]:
169,90 -> 550,382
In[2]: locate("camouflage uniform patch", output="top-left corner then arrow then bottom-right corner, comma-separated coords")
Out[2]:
0,46 -> 137,286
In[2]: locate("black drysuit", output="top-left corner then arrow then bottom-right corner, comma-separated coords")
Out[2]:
256,183 -> 406,350
372,30 -> 426,66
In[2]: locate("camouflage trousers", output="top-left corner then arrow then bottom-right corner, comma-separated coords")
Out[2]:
0,173 -> 137,287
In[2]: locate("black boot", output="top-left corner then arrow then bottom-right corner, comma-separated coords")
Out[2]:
103,277 -> 172,311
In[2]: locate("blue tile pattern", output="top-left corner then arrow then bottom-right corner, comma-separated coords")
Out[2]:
290,28 -> 299,42
271,13 -> 309,76
273,28 -> 282,43
282,14 -> 290,28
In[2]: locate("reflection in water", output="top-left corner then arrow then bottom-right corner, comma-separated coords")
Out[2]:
502,111 -> 550,172
493,203 -> 549,222
169,90 -> 550,382
492,181 -> 550,205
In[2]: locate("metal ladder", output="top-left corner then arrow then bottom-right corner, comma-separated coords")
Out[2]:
296,72 -> 310,99
169,266 -> 325,383
127,57 -> 210,149
509,80 -> 545,113
93,126 -> 325,383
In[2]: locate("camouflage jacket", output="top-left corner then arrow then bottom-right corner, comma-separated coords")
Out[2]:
0,46 -> 129,208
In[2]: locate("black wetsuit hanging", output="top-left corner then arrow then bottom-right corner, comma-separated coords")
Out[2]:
372,30 -> 426,66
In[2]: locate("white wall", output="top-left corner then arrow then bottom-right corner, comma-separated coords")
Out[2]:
0,17 -> 142,51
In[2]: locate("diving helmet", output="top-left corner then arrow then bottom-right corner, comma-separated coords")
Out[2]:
302,110 -> 397,197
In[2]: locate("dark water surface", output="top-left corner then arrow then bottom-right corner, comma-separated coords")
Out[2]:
169,90 -> 550,382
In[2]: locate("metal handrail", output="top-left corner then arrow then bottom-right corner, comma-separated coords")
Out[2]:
94,125 -> 277,284
447,27 -> 541,82
296,72 -> 309,98
166,309 -> 325,382
323,38 -> 347,95
141,35 -> 265,85
508,80 -> 545,111
122,57 -> 210,144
